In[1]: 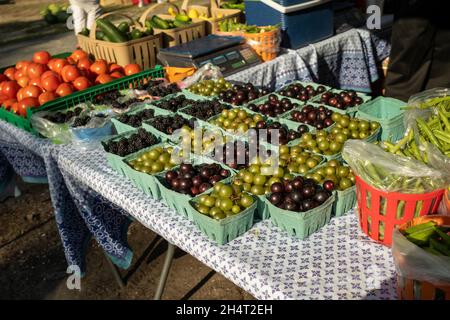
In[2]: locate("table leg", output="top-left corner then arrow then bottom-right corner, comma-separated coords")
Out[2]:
154,242 -> 176,300
104,251 -> 126,289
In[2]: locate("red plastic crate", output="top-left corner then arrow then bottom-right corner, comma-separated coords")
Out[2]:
354,175 -> 444,246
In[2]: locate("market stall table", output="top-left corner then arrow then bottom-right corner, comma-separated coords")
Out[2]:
0,26 -> 393,296
56,146 -> 398,299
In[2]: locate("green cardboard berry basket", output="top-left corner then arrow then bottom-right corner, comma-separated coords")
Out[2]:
268,192 -> 335,239
178,100 -> 233,129
308,162 -> 357,217
189,190 -> 258,245
311,89 -> 372,117
142,114 -> 197,143
0,59 -> 165,135
112,103 -> 169,134
333,185 -> 357,217
180,88 -> 218,100
155,156 -> 235,220
243,93 -> 304,119
121,142 -> 178,200
355,97 -> 406,142
255,194 -> 270,220
206,108 -> 267,138
150,90 -> 214,115
277,81 -> 332,101
101,128 -> 160,177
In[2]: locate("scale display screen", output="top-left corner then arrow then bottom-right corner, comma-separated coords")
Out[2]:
194,45 -> 261,76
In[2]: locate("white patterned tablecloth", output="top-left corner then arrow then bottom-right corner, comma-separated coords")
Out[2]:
57,147 -> 397,300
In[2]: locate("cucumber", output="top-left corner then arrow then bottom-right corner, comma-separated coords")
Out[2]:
117,21 -> 130,34
151,15 -> 170,29
131,29 -> 143,40
96,18 -> 128,42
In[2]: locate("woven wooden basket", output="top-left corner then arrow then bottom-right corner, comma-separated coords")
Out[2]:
205,0 -> 243,34
77,12 -> 162,70
139,2 -> 206,48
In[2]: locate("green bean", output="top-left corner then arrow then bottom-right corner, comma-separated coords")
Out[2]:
417,118 -> 442,148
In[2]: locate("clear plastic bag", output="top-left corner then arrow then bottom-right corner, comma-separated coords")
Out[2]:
403,88 -> 450,176
31,104 -> 113,145
342,140 -> 448,193
392,226 -> 450,287
178,63 -> 223,89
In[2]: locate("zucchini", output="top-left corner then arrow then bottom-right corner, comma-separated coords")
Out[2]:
96,18 -> 128,43
151,15 -> 170,29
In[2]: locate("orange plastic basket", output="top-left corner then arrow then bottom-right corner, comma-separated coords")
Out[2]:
395,215 -> 450,300
243,28 -> 281,62
354,175 -> 445,246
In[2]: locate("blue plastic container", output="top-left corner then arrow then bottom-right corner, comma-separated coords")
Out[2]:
244,0 -> 334,49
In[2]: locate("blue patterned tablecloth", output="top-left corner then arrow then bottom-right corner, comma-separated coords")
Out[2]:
227,28 -> 391,92
57,147 -> 397,300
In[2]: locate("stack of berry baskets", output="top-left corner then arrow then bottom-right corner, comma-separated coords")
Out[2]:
155,155 -> 235,220
101,128 -> 160,176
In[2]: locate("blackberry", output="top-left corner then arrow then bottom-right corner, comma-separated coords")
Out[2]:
183,98 -> 230,120
72,116 -> 91,128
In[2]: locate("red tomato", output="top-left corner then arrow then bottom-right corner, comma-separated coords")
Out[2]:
41,70 -> 60,80
41,75 -> 61,92
70,50 -> 88,63
109,63 -> 124,73
77,57 -> 92,70
32,51 -> 51,65
4,67 -> 16,80
110,71 -> 124,79
2,98 -> 17,111
72,76 -> 91,91
95,74 -> 114,84
61,65 -> 81,82
18,97 -> 39,117
0,74 -> 7,83
27,63 -> 47,79
53,59 -> 68,74
11,102 -> 19,114
29,77 -> 41,88
16,88 -> 25,101
16,60 -> 31,70
14,69 -> 26,80
1,81 -> 20,99
56,83 -> 74,97
90,60 -> 108,75
23,85 -> 42,99
16,76 -> 29,88
38,91 -> 57,105
124,64 -> 141,76
47,59 -> 57,71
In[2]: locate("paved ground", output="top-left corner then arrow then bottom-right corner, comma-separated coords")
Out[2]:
0,177 -> 254,300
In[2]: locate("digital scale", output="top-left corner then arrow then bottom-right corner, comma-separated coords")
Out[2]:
157,35 -> 262,76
